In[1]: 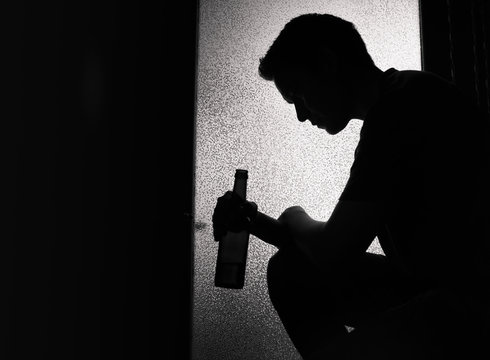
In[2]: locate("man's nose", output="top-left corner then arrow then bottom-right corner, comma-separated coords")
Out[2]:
294,102 -> 309,122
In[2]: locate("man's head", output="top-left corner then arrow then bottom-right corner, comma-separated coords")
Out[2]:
259,13 -> 377,134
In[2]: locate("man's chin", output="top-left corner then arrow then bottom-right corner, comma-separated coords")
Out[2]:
325,121 -> 348,135
326,128 -> 341,135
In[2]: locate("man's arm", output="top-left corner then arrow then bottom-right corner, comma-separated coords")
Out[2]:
248,212 -> 289,249
274,200 -> 382,271
213,191 -> 381,270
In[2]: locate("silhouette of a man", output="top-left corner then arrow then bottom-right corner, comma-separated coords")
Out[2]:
213,13 -> 490,359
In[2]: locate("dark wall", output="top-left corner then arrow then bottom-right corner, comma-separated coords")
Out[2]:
420,0 -> 490,120
180,1 -> 198,360
8,2 -> 163,358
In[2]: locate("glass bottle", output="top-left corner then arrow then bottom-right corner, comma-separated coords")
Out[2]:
214,169 -> 250,289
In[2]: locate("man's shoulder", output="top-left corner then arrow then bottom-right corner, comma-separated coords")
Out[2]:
373,68 -> 475,128
383,68 -> 458,101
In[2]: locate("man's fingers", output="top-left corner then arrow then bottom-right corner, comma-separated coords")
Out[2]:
212,190 -> 251,239
213,224 -> 226,241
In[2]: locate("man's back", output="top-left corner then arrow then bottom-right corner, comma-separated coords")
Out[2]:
346,68 -> 490,289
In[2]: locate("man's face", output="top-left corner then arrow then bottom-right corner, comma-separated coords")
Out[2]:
273,65 -> 352,135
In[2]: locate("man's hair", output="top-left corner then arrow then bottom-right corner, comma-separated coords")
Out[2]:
259,13 -> 375,81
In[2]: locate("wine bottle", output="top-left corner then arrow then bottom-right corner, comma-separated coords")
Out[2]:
214,169 -> 250,289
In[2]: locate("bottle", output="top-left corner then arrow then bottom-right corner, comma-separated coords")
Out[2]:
214,169 -> 250,289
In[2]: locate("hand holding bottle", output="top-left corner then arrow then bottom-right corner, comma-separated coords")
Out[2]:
213,169 -> 257,289
212,190 -> 258,241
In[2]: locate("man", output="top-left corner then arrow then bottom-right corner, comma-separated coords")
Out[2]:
212,13 -> 490,359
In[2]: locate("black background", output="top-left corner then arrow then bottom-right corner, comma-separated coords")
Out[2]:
7,1 -> 168,358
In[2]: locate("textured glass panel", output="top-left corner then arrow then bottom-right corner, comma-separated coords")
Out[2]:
193,1 -> 420,359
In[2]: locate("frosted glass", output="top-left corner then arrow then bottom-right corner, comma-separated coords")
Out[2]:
193,1 -> 421,359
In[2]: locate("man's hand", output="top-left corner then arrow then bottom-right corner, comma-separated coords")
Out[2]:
212,191 -> 258,241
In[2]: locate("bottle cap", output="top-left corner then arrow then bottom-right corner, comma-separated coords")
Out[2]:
235,169 -> 248,179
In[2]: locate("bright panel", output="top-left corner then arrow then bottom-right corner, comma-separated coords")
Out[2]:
193,1 -> 420,359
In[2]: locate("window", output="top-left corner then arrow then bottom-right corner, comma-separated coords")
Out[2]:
193,1 -> 421,358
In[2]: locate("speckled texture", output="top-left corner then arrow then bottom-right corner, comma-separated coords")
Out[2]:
193,1 -> 420,359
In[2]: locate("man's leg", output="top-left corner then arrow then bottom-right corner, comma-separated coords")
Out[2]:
266,247 -> 414,359
266,246 -> 347,359
309,284 -> 490,360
